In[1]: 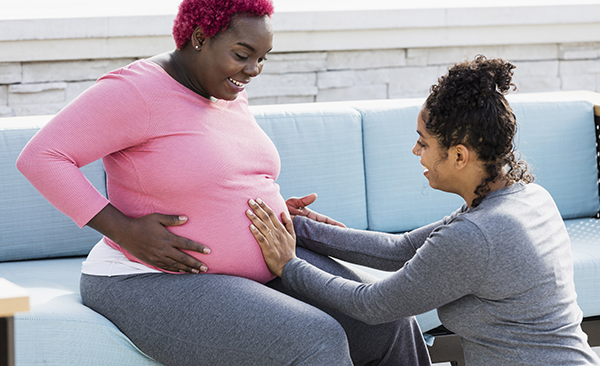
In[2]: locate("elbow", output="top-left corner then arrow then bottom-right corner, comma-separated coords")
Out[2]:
351,299 -> 406,325
16,150 -> 31,176
16,143 -> 49,183
16,147 -> 37,178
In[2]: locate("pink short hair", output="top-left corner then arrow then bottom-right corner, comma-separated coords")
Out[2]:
172,0 -> 274,49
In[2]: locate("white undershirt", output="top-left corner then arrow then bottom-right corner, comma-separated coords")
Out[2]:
81,239 -> 161,276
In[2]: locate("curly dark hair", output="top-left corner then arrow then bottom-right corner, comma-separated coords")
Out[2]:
424,55 -> 534,207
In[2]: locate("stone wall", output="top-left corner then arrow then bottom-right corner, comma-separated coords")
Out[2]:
0,58 -> 136,116
246,42 -> 600,105
2,42 -> 599,117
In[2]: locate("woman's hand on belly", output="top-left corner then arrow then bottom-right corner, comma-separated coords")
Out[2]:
286,193 -> 346,228
87,203 -> 211,274
247,198 -> 297,277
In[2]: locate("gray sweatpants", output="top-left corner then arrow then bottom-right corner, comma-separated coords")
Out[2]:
80,247 -> 431,366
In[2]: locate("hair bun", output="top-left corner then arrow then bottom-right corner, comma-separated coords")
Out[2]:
474,55 -> 516,95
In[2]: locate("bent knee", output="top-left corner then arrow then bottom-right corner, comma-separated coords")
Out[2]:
292,313 -> 352,364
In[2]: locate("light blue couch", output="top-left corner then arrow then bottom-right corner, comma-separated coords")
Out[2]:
1,91 -> 599,365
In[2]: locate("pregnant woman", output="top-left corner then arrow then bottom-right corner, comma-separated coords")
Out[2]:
17,0 -> 431,365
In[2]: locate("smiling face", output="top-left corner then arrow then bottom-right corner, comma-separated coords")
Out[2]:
412,107 -> 456,193
190,14 -> 273,100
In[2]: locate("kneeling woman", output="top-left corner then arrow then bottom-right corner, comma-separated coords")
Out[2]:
247,56 -> 600,365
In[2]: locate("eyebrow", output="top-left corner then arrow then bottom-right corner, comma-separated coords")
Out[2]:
237,42 -> 255,52
236,42 -> 273,54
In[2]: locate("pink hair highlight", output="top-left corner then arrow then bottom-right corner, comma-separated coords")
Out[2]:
172,0 -> 274,49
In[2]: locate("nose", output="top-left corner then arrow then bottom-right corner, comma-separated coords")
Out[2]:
244,60 -> 262,77
412,142 -> 420,156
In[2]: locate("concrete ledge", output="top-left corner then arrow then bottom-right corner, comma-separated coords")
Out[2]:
2,1 -> 600,116
2,1 -> 600,61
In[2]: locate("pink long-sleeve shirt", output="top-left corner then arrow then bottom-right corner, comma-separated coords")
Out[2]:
17,60 -> 286,283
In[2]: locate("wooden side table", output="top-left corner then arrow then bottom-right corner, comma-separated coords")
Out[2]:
0,279 -> 29,366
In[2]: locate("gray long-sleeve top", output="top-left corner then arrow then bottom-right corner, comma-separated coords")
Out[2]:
285,182 -> 600,366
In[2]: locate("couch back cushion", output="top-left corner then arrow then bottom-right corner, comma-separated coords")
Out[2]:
355,94 -> 599,233
508,94 -> 599,219
0,116 -> 105,262
3,93 -> 596,259
251,103 -> 369,230
354,99 -> 464,232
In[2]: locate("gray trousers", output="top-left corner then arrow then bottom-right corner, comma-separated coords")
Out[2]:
80,247 -> 431,366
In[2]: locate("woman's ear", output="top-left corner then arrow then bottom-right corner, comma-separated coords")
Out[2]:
191,27 -> 205,51
454,144 -> 470,170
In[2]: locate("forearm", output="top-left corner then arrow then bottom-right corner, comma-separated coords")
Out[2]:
86,203 -> 133,244
294,216 -> 439,271
283,220 -> 489,325
281,258 -> 425,324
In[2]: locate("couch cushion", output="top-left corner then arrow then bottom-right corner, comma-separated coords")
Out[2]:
0,257 -> 161,366
0,116 -> 105,261
251,103 -> 368,230
508,95 -> 599,219
356,95 -> 599,233
354,98 -> 463,232
565,218 -> 600,318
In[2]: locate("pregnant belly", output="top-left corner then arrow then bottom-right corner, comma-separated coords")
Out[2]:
108,182 -> 287,283
129,187 -> 287,283
180,193 -> 287,283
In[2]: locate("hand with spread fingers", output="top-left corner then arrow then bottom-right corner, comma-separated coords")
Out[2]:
87,204 -> 211,274
285,193 -> 346,228
247,198 -> 297,277
125,213 -> 211,274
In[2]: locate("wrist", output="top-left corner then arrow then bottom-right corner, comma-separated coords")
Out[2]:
87,203 -> 133,246
278,256 -> 296,278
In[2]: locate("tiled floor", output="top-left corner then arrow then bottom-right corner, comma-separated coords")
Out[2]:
432,346 -> 600,365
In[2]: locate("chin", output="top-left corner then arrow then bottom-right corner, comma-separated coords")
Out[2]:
218,92 -> 240,101
427,180 -> 440,191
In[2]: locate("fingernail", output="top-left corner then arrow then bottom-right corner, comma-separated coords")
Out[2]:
204,248 -> 211,254
179,216 -> 188,221
247,209 -> 254,216
200,265 -> 208,272
191,268 -> 199,274
256,198 -> 263,204
249,199 -> 256,205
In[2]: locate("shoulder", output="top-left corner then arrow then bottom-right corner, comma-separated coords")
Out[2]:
428,215 -> 490,257
432,214 -> 487,242
89,60 -> 183,118
97,60 -> 165,92
415,216 -> 491,282
55,60 -> 156,134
